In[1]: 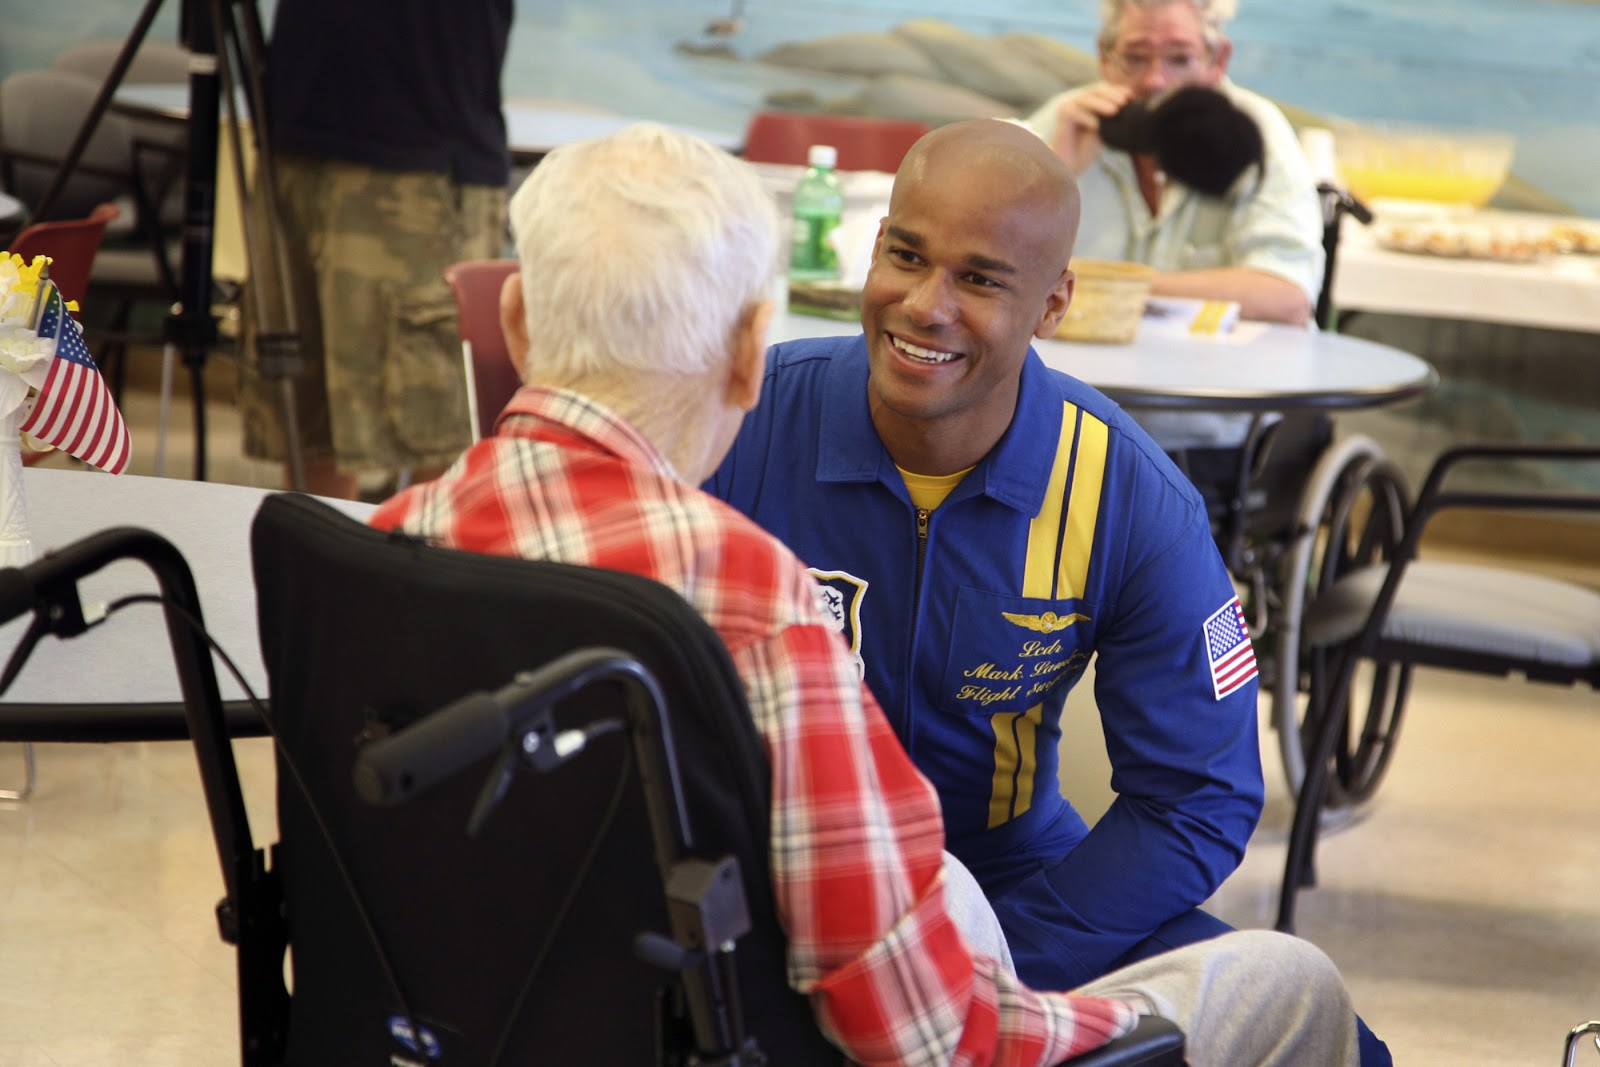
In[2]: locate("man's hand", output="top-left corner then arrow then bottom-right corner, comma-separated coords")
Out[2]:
1048,82 -> 1135,176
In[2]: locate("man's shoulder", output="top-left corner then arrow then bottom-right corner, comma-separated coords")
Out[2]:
1219,80 -> 1299,138
1026,356 -> 1157,444
768,333 -> 861,371
1026,356 -> 1209,505
744,332 -> 864,417
679,491 -> 839,641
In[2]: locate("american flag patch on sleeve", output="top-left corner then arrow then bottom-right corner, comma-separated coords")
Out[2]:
1203,596 -> 1258,700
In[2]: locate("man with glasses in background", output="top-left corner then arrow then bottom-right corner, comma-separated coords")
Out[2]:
1020,0 -> 1328,551
1022,0 -> 1322,328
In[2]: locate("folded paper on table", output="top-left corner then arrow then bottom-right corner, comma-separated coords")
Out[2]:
1143,296 -> 1243,337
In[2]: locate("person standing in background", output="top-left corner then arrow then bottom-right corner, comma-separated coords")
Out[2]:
240,0 -> 512,499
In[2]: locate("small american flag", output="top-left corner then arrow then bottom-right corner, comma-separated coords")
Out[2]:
1203,596 -> 1257,700
20,280 -> 130,475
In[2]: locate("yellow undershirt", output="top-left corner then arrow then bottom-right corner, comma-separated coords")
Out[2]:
898,465 -> 975,511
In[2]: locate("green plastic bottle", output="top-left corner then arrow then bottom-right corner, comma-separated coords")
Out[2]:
788,144 -> 845,282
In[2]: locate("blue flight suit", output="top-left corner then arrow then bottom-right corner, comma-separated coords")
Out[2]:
707,335 -> 1265,988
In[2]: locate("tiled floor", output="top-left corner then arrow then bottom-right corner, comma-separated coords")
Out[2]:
3,380 -> 1599,1065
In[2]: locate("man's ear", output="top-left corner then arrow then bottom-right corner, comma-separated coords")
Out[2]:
499,270 -> 530,378
727,298 -> 772,412
868,217 -> 888,265
1034,268 -> 1076,339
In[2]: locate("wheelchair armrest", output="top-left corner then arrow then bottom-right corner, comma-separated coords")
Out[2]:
1411,442 -> 1600,518
1059,1016 -> 1185,1067
1360,443 -> 1600,618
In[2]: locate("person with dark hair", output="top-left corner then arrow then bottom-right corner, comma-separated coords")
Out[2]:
1021,0 -> 1321,328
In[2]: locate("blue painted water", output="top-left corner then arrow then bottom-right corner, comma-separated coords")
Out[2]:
503,0 -> 1600,215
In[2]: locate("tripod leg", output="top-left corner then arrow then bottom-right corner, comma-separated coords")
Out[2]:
155,342 -> 178,478
220,0 -> 309,491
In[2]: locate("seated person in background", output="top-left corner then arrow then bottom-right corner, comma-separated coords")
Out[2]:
1019,0 -> 1326,478
372,122 -> 1363,1066
1021,0 -> 1321,326
706,117 -> 1388,1066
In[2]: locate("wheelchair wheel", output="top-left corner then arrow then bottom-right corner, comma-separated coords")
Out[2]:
1270,435 -> 1411,803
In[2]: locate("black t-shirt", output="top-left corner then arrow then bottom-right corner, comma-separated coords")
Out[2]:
265,0 -> 512,187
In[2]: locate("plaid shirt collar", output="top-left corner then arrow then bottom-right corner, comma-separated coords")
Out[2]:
499,384 -> 683,483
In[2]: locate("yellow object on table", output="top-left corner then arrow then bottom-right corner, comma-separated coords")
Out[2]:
1334,124 -> 1514,208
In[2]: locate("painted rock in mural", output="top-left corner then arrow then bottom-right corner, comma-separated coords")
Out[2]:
891,19 -> 1068,107
759,31 -> 943,81
994,32 -> 1101,90
849,73 -> 1017,126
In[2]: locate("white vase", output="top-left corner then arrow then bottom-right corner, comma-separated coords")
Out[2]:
0,406 -> 35,566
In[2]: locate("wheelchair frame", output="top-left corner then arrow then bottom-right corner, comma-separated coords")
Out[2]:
1201,418 -> 1414,806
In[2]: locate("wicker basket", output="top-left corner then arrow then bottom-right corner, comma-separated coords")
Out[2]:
1055,259 -> 1155,344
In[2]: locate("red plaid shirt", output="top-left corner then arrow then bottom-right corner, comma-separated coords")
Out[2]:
371,387 -> 1138,1066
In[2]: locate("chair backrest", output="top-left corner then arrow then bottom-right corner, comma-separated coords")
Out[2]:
51,38 -> 193,85
742,110 -> 931,172
7,201 -> 119,305
49,39 -> 191,177
0,69 -> 138,221
244,492 -> 837,1065
443,258 -> 522,441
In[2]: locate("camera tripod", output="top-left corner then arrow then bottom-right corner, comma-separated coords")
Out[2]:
34,0 -> 307,490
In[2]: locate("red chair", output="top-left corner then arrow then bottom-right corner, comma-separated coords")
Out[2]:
7,201 -> 120,306
9,203 -> 120,470
443,258 -> 523,442
742,111 -> 931,172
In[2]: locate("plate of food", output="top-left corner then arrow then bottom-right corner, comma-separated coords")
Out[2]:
1372,219 -> 1548,263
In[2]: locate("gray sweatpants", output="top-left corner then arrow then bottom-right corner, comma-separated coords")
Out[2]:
941,854 -> 1359,1067
1076,929 -> 1361,1067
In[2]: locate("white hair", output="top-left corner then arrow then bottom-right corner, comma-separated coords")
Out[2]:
507,122 -> 780,382
1099,0 -> 1237,51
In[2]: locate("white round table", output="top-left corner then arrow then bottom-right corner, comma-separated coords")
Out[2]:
0,470 -> 373,732
772,310 -> 1438,412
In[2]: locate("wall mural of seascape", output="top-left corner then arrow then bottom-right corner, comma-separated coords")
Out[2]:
4,0 -> 1598,215
498,0 -> 1600,217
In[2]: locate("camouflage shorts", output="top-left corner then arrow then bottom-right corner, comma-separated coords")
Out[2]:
238,154 -> 507,472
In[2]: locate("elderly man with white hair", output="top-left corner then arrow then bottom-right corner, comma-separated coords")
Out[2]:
371,122 -> 1365,1067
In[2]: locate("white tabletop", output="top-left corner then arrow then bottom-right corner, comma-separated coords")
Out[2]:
773,310 -> 1438,412
1331,211 -> 1600,334
0,469 -> 373,710
111,86 -> 744,165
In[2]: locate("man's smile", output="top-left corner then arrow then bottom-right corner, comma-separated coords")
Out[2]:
890,333 -> 961,365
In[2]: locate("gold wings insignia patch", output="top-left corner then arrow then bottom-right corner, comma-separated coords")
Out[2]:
1002,610 -> 1091,633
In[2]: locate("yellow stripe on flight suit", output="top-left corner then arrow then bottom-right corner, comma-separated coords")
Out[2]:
987,404 -> 1109,828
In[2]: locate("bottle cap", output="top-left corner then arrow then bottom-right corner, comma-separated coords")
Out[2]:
807,144 -> 838,169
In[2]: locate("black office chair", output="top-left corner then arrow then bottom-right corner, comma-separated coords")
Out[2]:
245,493 -> 1184,1066
1277,442 -> 1600,933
